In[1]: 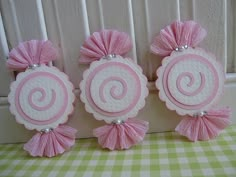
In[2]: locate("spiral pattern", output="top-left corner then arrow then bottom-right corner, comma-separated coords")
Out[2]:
80,57 -> 148,123
9,66 -> 74,130
99,77 -> 128,103
28,88 -> 56,111
157,49 -> 224,115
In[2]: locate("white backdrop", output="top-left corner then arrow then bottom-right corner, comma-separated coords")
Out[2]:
0,0 -> 235,143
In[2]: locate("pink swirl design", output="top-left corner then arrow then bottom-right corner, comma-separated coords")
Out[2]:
162,54 -> 219,110
15,72 -> 68,125
86,62 -> 141,117
99,77 -> 128,103
28,88 -> 56,111
176,72 -> 205,96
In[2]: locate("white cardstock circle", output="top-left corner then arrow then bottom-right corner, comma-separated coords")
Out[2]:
80,55 -> 148,123
156,48 -> 225,116
8,65 -> 75,131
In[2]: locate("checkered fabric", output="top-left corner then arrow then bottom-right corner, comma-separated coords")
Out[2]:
0,125 -> 235,177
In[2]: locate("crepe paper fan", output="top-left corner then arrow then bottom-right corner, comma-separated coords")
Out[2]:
150,20 -> 206,56
80,29 -> 132,64
175,108 -> 231,141
7,40 -> 57,70
24,125 -> 77,157
93,118 -> 149,150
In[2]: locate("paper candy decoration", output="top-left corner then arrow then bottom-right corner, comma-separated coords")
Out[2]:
151,21 -> 231,141
80,56 -> 148,123
8,65 -> 74,130
7,40 -> 77,157
80,30 -> 149,150
156,48 -> 225,116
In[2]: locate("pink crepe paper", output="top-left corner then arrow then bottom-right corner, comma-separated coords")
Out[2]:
150,20 -> 207,56
175,108 -> 231,142
80,29 -> 132,64
93,118 -> 149,150
7,40 -> 57,70
24,125 -> 77,157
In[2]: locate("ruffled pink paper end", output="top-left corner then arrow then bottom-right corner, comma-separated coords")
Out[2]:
93,118 -> 149,150
24,125 -> 77,157
150,20 -> 207,56
7,40 -> 57,70
80,29 -> 132,64
175,108 -> 231,142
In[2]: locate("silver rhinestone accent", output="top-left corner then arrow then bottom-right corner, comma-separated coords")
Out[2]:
103,54 -> 116,60
184,44 -> 188,49
40,128 -> 53,134
112,119 -> 124,124
175,45 -> 188,52
28,64 -> 40,69
193,111 -> 207,118
199,111 -> 207,117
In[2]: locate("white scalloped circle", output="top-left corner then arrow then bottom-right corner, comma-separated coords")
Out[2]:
80,55 -> 148,123
8,65 -> 75,131
156,47 -> 225,116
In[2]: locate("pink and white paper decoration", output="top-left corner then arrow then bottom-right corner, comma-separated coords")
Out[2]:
8,65 -> 75,130
151,21 -> 231,141
80,30 -> 149,150
80,56 -> 148,123
156,48 -> 225,116
7,40 -> 77,157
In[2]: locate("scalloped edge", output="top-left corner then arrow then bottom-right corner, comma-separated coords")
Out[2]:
79,55 -> 149,123
8,65 -> 76,131
155,47 -> 225,116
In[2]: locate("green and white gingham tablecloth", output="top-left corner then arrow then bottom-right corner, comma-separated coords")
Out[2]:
0,125 -> 235,177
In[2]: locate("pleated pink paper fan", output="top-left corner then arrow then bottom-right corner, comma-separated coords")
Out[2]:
7,40 -> 57,70
150,20 -> 207,56
24,125 -> 77,157
175,108 -> 231,142
80,29 -> 132,63
93,118 -> 149,150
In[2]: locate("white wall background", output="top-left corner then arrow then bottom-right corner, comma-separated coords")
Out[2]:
0,0 -> 236,143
